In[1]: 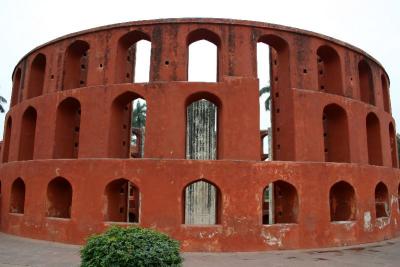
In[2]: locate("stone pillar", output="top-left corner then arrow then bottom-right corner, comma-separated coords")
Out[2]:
185,100 -> 217,224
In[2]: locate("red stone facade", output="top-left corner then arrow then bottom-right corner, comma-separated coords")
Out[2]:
0,18 -> 399,252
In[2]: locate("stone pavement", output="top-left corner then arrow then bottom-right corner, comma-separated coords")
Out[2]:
0,232 -> 399,266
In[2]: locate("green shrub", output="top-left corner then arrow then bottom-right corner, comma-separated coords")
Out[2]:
80,226 -> 182,267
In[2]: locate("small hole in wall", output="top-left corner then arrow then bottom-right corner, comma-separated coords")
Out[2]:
303,69 -> 307,74
274,77 -> 278,82
350,77 -> 353,81
277,127 -> 280,132
74,142 -> 79,147
99,63 -> 103,68
126,73 -> 130,78
165,60 -> 169,65
275,92 -> 279,97
276,108 -> 280,113
83,52 -> 87,57
80,80 -> 84,85
323,133 -> 327,137
324,148 -> 328,153
127,56 -> 131,61
320,85 -> 325,90
123,124 -> 127,129
122,141 -> 126,146
319,71 -> 323,75
81,64 -> 85,70
75,127 -> 80,132
277,144 -> 281,149
318,58 -> 322,63
51,75 -> 54,79
77,109 -> 81,115
274,60 -> 277,65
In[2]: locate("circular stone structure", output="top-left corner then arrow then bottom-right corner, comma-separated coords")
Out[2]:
0,18 -> 399,252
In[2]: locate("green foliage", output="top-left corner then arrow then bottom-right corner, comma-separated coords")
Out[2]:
0,96 -> 7,113
80,226 -> 182,267
259,86 -> 271,111
132,101 -> 147,128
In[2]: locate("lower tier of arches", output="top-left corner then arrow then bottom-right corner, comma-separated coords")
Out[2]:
0,159 -> 399,252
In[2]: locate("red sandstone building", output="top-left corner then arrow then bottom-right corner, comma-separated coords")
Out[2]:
0,18 -> 398,252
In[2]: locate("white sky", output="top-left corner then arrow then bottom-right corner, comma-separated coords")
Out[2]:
0,0 -> 399,139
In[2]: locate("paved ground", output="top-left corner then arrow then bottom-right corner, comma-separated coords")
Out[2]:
0,233 -> 399,266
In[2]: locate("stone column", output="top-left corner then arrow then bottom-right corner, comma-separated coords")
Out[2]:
185,100 -> 217,224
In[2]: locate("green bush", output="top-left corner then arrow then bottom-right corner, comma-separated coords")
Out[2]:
80,226 -> 182,267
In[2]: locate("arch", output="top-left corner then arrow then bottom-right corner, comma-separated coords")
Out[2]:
115,31 -> 151,83
317,45 -> 343,95
9,177 -> 25,214
366,112 -> 382,166
11,68 -> 21,106
389,122 -> 398,168
329,181 -> 356,221
104,178 -> 140,223
263,180 -> 298,224
187,29 -> 220,82
46,177 -> 72,218
183,179 -> 220,224
322,104 -> 350,162
27,53 -> 46,99
358,60 -> 375,105
63,40 -> 90,90
186,97 -> 219,160
108,92 -> 147,158
258,35 -> 290,160
53,97 -> 81,159
381,75 -> 390,113
398,183 -> 400,212
18,107 -> 37,161
2,117 -> 12,163
375,182 -> 389,218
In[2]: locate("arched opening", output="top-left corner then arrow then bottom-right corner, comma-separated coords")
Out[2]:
187,29 -> 219,82
186,97 -> 218,160
398,183 -> 400,212
108,92 -> 147,158
317,45 -> 343,95
366,112 -> 382,166
11,68 -> 21,106
9,178 -> 25,214
115,31 -> 151,83
63,40 -> 90,90
46,177 -> 72,218
262,180 -> 298,224
104,179 -> 139,223
358,60 -> 375,105
329,181 -> 356,221
18,107 -> 37,161
375,182 -> 389,218
27,53 -> 46,99
389,123 -> 398,168
183,180 -> 220,224
258,35 -> 290,161
260,130 -> 269,161
322,104 -> 350,162
381,75 -> 390,113
2,117 -> 12,163
53,97 -> 81,159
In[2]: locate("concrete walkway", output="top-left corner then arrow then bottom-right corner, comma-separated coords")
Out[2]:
0,233 -> 399,266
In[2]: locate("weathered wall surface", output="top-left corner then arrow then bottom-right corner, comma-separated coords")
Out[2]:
0,18 -> 398,252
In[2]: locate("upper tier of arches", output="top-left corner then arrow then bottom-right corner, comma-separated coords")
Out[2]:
9,19 -> 391,115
